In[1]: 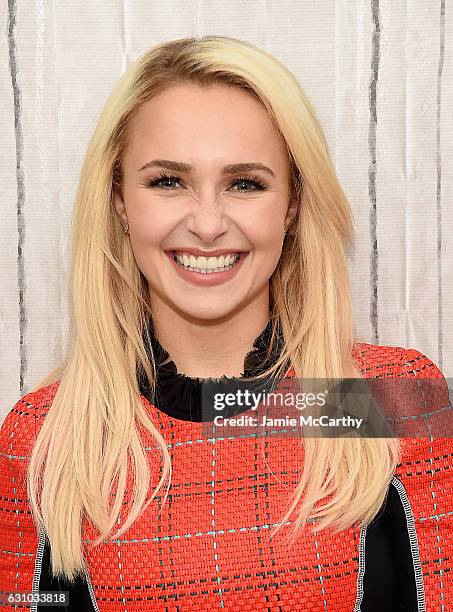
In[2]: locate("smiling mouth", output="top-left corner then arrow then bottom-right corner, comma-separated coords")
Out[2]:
168,250 -> 248,274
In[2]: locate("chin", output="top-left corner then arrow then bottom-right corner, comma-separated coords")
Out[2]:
181,308 -> 239,324
172,300 -> 244,324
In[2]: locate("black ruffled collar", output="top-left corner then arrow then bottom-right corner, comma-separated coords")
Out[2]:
137,318 -> 285,422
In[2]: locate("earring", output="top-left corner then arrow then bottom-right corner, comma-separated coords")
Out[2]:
123,223 -> 129,234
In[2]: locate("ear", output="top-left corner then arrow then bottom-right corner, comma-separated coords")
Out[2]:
285,195 -> 298,229
112,188 -> 128,227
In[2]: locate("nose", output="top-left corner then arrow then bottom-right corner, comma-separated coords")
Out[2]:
186,192 -> 228,242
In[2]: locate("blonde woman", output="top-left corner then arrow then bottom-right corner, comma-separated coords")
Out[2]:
1,36 -> 451,611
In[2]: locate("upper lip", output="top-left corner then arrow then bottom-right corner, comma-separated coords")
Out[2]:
168,248 -> 247,257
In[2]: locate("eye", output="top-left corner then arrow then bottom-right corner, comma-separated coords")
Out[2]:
145,172 -> 267,192
146,173 -> 183,189
230,176 -> 267,191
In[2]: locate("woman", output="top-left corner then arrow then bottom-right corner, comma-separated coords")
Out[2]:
0,35 -> 451,611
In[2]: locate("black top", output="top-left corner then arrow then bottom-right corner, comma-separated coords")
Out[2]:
137,317 -> 287,421
38,320 -> 418,611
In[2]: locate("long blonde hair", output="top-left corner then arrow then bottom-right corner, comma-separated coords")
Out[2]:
28,35 -> 401,581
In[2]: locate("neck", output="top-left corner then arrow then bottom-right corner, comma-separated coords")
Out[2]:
149,298 -> 270,378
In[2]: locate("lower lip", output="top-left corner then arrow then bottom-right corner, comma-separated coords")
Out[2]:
165,251 -> 249,286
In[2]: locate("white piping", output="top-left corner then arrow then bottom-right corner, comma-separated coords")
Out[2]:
85,567 -> 100,612
353,524 -> 367,611
391,475 -> 426,611
30,525 -> 46,612
29,524 -> 99,612
354,477 -> 425,611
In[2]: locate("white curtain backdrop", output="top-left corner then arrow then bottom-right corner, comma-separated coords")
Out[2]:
1,0 -> 452,419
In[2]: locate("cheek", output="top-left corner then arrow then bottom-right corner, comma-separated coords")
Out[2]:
250,222 -> 286,276
126,186 -> 178,230
127,215 -> 169,278
129,203 -> 173,245
247,205 -> 285,247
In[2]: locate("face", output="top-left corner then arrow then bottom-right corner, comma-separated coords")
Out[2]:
113,82 -> 297,323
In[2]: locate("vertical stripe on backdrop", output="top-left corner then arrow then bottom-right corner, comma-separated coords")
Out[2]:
7,0 -> 28,396
369,0 -> 381,345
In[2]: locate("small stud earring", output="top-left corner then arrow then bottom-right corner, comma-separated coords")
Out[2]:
123,223 -> 129,234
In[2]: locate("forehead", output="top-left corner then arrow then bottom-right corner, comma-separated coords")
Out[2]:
125,83 -> 289,170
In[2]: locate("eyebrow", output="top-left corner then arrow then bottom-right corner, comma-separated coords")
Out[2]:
138,159 -> 276,178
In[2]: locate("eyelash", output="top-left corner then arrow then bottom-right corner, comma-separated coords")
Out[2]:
145,172 -> 267,191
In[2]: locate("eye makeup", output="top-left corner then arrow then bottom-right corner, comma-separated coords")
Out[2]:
144,172 -> 268,192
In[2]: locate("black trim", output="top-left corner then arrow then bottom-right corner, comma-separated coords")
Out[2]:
38,538 -> 95,612
361,482 -> 418,611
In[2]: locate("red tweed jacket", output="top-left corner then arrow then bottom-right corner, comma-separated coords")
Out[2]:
0,343 -> 452,611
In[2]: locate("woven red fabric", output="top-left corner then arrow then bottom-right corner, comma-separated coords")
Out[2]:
0,343 -> 451,610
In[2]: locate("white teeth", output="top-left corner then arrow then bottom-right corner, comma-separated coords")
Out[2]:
173,251 -> 241,273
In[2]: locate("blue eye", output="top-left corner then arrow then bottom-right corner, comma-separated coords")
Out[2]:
230,176 -> 267,191
147,174 -> 183,189
146,173 -> 267,191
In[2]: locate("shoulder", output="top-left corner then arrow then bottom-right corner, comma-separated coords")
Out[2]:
0,381 -> 60,495
0,381 -> 60,459
0,382 -> 60,591
352,341 -> 406,377
355,343 -> 452,512
353,340 -> 452,447
352,341 -> 446,378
